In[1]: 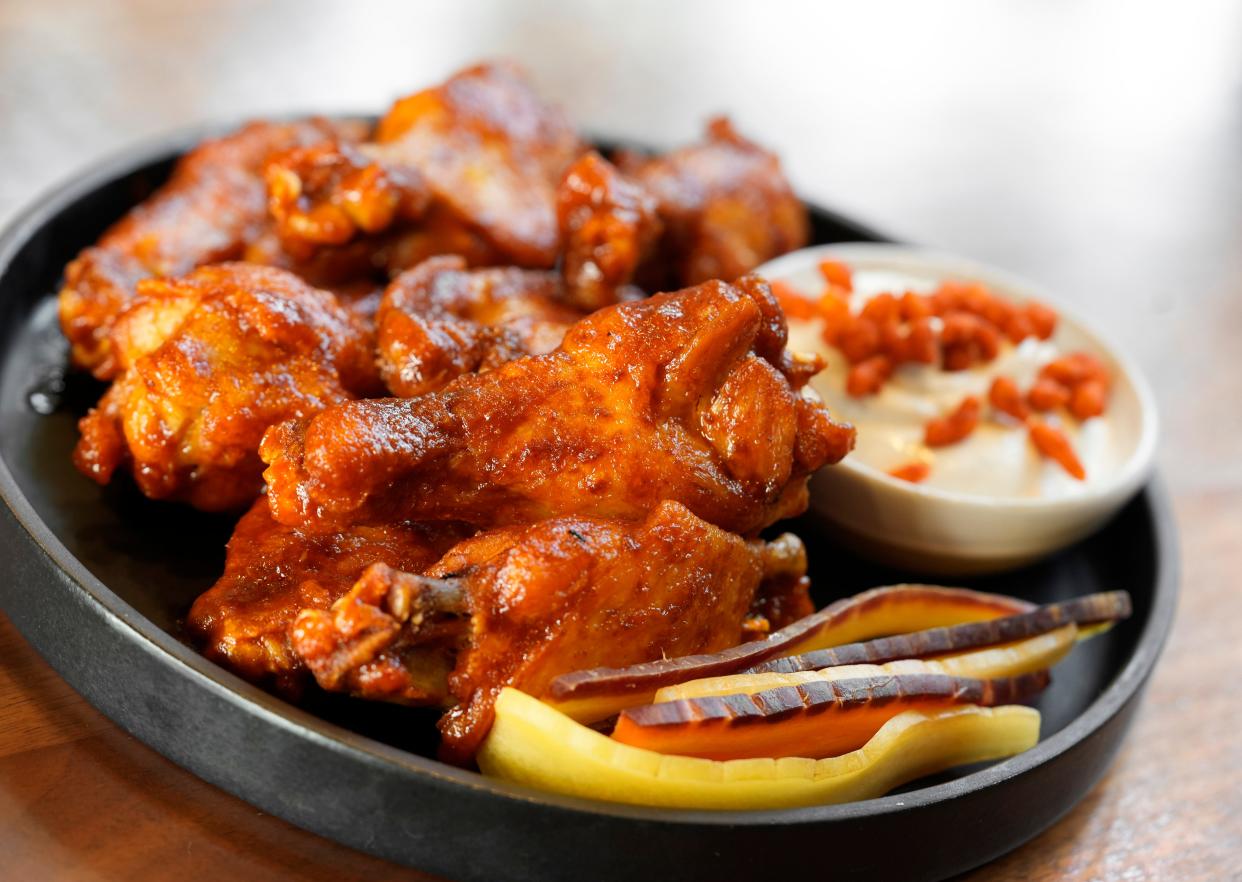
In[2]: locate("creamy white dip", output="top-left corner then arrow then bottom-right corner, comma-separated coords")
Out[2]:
785,268 -> 1120,499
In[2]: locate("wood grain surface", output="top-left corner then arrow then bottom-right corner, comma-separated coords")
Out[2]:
1,1 -> 1239,879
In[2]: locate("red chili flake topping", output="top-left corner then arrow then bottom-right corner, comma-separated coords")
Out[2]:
1027,377 -> 1071,412
925,396 -> 981,447
795,262 -> 1062,397
818,259 -> 854,292
1028,419 -> 1086,480
988,376 -> 1030,421
888,461 -> 931,483
846,355 -> 894,397
769,279 -> 819,321
1069,379 -> 1108,420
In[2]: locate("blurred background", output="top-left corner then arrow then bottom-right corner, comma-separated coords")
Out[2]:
1,1 -> 1239,879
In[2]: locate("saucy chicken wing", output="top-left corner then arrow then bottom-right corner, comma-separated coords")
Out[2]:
59,118 -> 366,379
187,497 -> 469,694
376,255 -> 584,397
556,151 -> 662,310
289,500 -> 807,761
74,264 -> 380,511
622,116 -> 808,288
261,274 -> 854,533
266,62 -> 582,269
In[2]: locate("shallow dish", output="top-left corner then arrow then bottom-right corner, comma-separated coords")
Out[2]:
0,126 -> 1176,882
758,243 -> 1159,574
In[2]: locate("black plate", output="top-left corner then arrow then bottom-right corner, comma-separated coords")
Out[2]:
0,127 -> 1177,882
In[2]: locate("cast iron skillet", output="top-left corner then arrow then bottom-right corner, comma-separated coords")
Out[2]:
0,125 -> 1177,882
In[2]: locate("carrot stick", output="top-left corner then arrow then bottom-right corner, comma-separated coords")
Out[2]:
611,671 -> 1049,760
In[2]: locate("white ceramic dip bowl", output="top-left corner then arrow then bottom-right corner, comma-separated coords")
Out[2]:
757,243 -> 1159,574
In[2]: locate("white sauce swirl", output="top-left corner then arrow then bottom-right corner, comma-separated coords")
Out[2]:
785,268 -> 1119,499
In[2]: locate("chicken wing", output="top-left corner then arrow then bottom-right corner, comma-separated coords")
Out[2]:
59,118 -> 367,379
622,116 -> 808,288
376,255 -> 584,397
265,141 -> 433,260
266,62 -> 583,269
289,500 -> 806,761
556,151 -> 662,310
74,264 -> 380,511
186,497 -> 468,695
261,274 -> 853,533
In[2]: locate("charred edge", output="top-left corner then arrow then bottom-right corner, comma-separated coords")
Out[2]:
548,585 -> 1031,699
749,591 -> 1133,675
619,672 -> 1048,729
385,573 -> 469,628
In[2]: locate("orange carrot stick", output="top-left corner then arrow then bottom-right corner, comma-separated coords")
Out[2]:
611,671 -> 1049,760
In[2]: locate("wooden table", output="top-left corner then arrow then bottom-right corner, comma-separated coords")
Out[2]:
1,1 -> 1239,878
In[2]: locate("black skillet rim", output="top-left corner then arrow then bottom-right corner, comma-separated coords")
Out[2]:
0,122 -> 1179,875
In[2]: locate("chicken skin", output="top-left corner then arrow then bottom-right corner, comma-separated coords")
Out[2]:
73,264 -> 380,511
59,118 -> 367,379
261,274 -> 854,533
556,151 -> 662,311
376,255 -> 584,397
622,116 -> 809,288
289,500 -> 807,761
266,62 -> 583,269
186,498 -> 469,695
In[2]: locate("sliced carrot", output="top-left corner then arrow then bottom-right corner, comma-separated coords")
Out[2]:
746,591 -> 1131,675
925,395 -> 981,447
888,461 -> 931,483
610,671 -> 1049,760
1029,419 -> 1086,480
546,585 -> 1032,723
818,259 -> 853,292
989,376 -> 1030,421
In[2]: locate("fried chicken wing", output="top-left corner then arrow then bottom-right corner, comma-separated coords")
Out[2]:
376,255 -> 583,397
186,498 -> 467,694
289,500 -> 806,761
265,142 -> 433,260
59,118 -> 367,379
266,62 -> 583,269
261,274 -> 853,533
556,151 -> 662,310
73,264 -> 380,511
623,117 -> 808,287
